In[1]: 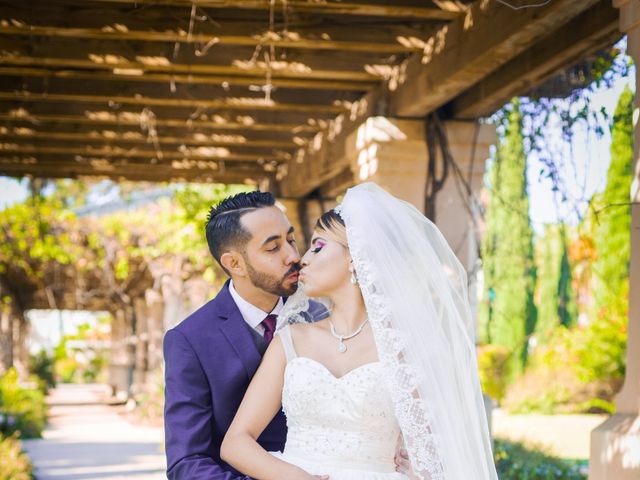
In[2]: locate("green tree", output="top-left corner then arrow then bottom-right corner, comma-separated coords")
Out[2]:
556,226 -> 576,328
535,224 -> 577,341
592,85 -> 634,321
576,85 -> 634,388
480,100 -> 537,377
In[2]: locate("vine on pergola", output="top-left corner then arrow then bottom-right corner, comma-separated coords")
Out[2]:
0,181 -> 247,373
489,38 -> 633,225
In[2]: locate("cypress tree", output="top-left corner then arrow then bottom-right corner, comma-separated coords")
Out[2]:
592,86 -> 633,323
480,100 -> 537,376
556,225 -> 577,328
535,224 -> 577,342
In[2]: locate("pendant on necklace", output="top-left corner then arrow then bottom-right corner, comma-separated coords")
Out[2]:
338,340 -> 347,353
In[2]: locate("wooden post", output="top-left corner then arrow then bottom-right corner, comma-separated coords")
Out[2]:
108,308 -> 132,398
132,297 -> 149,396
13,314 -> 30,379
0,303 -> 14,374
145,288 -> 165,372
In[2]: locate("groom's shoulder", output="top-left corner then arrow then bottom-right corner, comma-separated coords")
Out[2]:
305,299 -> 330,322
172,281 -> 234,335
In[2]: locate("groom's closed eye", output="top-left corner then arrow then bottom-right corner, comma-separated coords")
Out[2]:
266,237 -> 296,252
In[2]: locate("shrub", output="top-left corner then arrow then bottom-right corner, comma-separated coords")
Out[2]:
494,439 -> 586,479
502,323 -> 623,414
0,369 -> 47,438
133,368 -> 164,426
477,344 -> 513,402
0,433 -> 33,480
572,314 -> 627,387
29,349 -> 56,392
54,356 -> 80,383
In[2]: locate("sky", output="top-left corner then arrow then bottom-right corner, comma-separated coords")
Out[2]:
0,61 -> 636,233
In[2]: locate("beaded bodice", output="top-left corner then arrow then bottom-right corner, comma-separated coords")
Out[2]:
277,326 -> 401,467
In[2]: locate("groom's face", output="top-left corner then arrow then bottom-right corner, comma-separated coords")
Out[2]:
239,206 -> 301,296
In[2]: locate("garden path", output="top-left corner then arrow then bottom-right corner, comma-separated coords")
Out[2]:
493,407 -> 608,460
21,384 -> 165,480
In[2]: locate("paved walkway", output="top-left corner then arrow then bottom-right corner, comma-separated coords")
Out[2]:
21,384 -> 604,477
21,384 -> 166,480
493,408 -> 607,460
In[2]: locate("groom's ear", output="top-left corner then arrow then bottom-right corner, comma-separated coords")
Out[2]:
220,250 -> 247,277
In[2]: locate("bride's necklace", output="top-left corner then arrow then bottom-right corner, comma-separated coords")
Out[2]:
328,318 -> 369,353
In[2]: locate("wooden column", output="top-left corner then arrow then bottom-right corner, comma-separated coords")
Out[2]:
132,297 -> 149,396
0,302 -> 14,373
12,314 -> 29,379
590,2 -> 640,478
145,288 -> 165,372
108,308 -> 133,398
0,287 -> 29,378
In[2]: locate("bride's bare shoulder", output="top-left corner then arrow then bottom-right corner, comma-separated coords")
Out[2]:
289,319 -> 328,338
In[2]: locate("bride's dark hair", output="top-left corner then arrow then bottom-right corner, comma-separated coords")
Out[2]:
315,209 -> 347,244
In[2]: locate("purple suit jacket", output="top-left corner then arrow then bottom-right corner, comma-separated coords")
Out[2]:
163,281 -> 287,479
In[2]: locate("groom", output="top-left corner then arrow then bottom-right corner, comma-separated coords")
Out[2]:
163,191 -> 309,479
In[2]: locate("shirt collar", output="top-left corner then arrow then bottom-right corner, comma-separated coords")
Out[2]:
229,280 -> 284,329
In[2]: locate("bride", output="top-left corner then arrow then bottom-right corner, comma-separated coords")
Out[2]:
220,183 -> 498,480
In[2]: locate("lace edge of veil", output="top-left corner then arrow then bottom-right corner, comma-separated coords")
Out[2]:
340,201 -> 446,480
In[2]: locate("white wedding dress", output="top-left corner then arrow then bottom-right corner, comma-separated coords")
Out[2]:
270,325 -> 408,480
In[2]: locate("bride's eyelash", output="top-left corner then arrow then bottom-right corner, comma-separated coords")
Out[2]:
311,244 -> 324,253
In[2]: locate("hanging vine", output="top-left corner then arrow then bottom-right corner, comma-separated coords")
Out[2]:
489,38 -> 633,225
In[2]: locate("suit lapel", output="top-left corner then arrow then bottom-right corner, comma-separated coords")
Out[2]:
218,283 -> 262,380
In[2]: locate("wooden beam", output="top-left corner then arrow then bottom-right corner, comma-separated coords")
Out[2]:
0,4 -> 438,50
388,0 -> 604,116
0,101 -> 333,127
0,160 -> 270,183
0,66 -> 375,91
0,112 -> 318,133
0,91 -> 347,114
0,56 -> 378,83
0,144 -> 282,162
447,0 -> 621,118
279,89 -> 381,197
85,1 -> 462,21
0,131 -> 297,149
0,23 -> 421,54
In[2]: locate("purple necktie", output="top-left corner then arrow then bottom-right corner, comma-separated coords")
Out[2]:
261,314 -> 278,344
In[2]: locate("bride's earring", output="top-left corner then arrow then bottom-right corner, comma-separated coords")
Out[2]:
349,263 -> 358,285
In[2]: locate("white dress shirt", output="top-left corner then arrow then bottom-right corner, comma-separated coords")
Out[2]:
229,280 -> 284,335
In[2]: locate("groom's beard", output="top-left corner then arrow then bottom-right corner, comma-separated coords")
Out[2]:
245,260 -> 300,297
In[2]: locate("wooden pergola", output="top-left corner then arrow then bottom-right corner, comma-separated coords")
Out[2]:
0,0 -> 621,194
2,3 -> 640,479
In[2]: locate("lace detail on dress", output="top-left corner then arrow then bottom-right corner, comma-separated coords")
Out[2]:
339,204 -> 445,480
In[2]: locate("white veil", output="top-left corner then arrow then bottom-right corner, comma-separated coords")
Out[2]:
278,182 -> 497,480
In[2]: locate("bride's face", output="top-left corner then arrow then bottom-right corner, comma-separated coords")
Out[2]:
299,229 -> 351,298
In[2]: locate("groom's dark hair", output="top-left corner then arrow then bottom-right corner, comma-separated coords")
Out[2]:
206,191 -> 276,272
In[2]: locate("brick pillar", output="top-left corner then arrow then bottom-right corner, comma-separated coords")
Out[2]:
589,2 -> 640,478
355,117 -> 495,294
